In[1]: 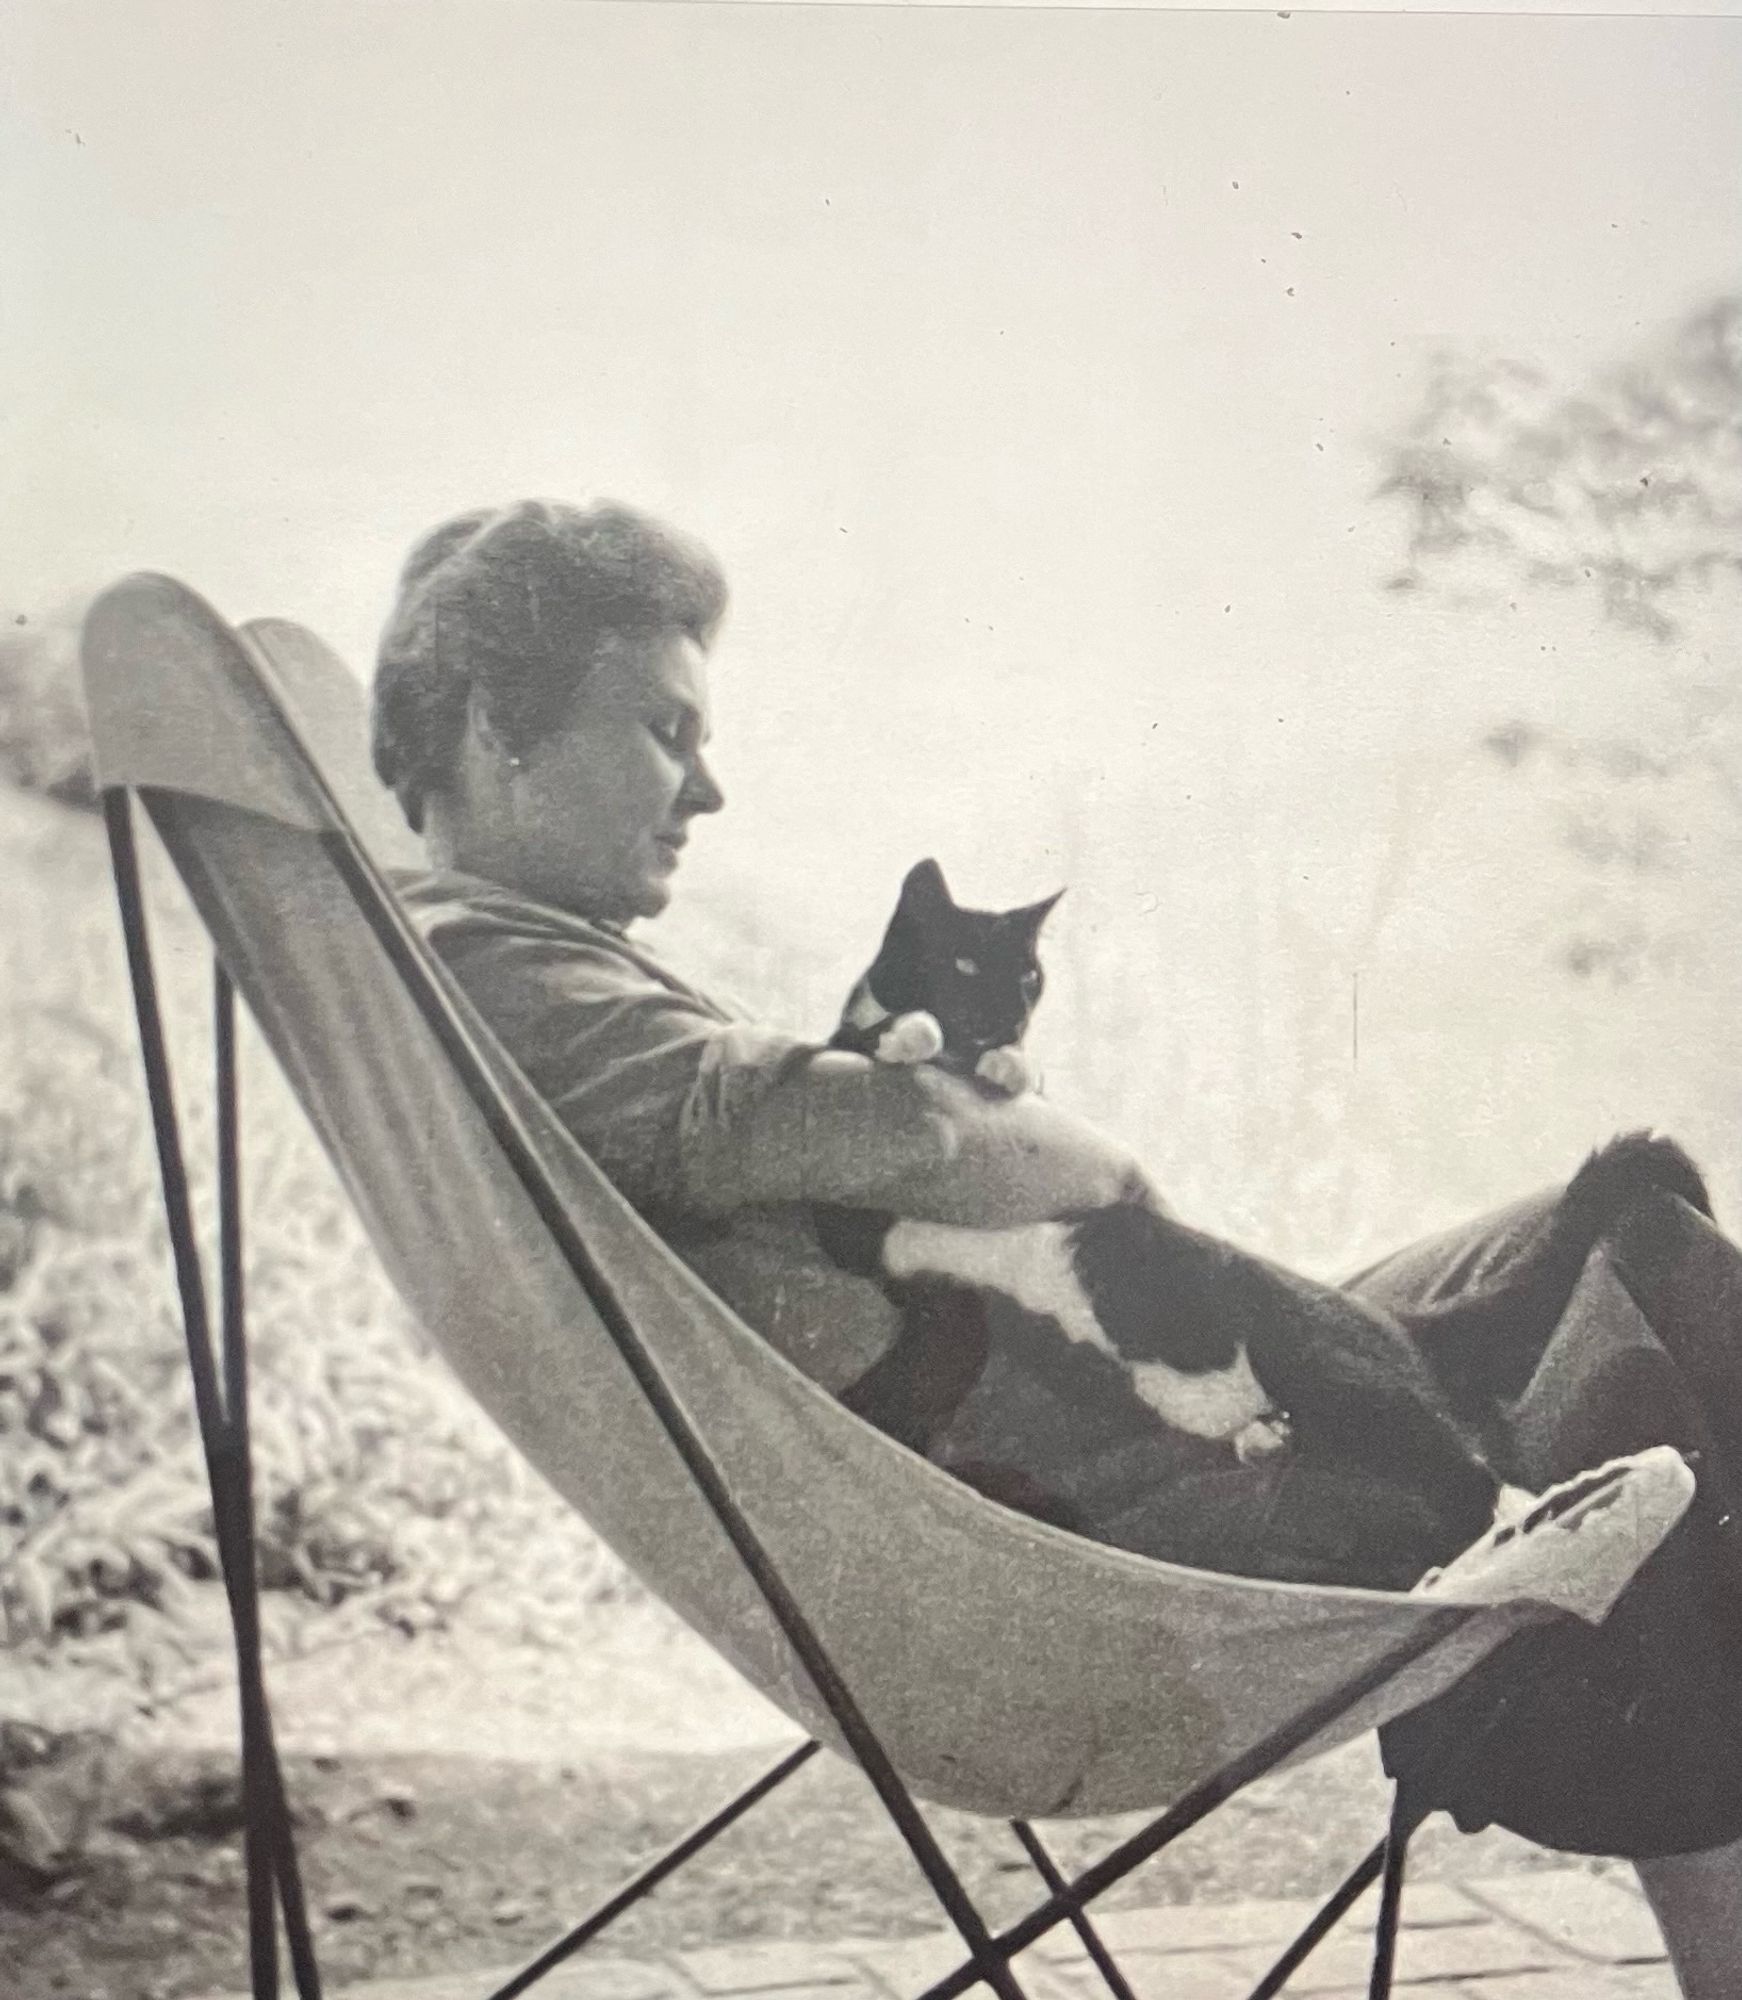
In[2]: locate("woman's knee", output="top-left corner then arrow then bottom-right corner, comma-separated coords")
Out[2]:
1597,1187 -> 1742,1438
1602,1178 -> 1732,1297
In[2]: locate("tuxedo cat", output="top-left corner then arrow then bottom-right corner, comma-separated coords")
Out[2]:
811,861 -> 1062,1494
822,858 -> 1059,1094
818,859 -> 1714,1560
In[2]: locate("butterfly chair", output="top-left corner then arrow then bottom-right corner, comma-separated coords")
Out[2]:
79,574 -> 1696,2000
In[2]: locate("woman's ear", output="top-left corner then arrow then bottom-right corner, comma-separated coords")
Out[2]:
466,688 -> 523,772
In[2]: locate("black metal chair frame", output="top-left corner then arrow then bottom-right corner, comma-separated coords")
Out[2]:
100,780 -> 1471,2000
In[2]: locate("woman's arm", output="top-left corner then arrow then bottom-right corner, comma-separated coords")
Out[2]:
415,912 -> 1154,1227
688,1050 -> 1159,1225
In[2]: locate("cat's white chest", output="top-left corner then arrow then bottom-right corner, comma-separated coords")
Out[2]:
880,1219 -> 1275,1443
884,1220 -> 1107,1350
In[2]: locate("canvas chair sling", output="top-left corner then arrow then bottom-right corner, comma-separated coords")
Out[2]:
80,573 -> 1693,2000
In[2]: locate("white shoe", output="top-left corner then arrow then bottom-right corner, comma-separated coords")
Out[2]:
1411,1445 -> 1696,1624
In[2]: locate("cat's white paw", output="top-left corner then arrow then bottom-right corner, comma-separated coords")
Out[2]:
1233,1412 -> 1292,1463
974,1046 -> 1033,1096
876,1011 -> 945,1065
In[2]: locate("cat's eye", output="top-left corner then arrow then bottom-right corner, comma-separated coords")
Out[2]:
953,956 -> 979,977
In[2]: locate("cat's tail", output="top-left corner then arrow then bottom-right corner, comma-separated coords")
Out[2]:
1560,1129 -> 1712,1228
1410,1130 -> 1713,1408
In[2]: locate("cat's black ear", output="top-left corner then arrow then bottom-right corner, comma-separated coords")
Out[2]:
898,858 -> 954,912
1013,887 -> 1065,937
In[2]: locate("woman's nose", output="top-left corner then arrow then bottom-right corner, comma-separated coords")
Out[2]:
683,755 -> 726,815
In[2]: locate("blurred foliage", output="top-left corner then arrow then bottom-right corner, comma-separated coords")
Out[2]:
0,1062 -> 636,1687
1378,295 -> 1742,986
1380,296 -> 1741,639
0,609 -> 96,814
0,797 -> 635,1748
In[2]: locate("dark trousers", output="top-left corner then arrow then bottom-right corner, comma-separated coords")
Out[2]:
1370,1187 -> 1742,1858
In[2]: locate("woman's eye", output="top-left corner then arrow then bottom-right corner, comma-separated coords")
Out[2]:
954,957 -> 979,977
1021,970 -> 1041,993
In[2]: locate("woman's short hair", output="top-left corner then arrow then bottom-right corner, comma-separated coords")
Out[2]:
371,498 -> 728,832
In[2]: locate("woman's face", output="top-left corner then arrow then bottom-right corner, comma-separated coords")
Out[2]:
466,625 -> 724,923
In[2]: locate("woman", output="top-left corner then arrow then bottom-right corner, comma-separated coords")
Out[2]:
371,497 -> 1742,1995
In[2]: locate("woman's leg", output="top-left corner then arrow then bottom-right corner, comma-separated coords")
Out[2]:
1609,1198 -> 1742,1995
1603,1193 -> 1742,1485
1636,1838 -> 1742,2000
1379,1182 -> 1742,1977
1530,1193 -> 1742,1994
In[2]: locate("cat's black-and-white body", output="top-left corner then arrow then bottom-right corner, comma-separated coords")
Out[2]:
822,861 -> 1301,1457
879,1216 -> 1277,1449
818,858 -> 1716,1560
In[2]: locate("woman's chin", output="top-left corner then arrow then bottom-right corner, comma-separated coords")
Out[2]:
629,873 -> 677,920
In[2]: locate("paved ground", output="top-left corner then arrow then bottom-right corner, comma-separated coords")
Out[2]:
201,1868 -> 1677,2000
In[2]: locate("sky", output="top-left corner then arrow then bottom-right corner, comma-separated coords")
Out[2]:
4,2 -> 1741,1242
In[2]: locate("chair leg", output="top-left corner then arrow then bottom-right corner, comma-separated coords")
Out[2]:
1245,1836 -> 1388,1999
108,806 -> 323,2000
914,1613 -> 1467,2000
214,965 -> 324,2000
483,1743 -> 821,2000
1366,1791 -> 1416,2000
213,965 -> 276,2000
1008,1823 -> 1139,2000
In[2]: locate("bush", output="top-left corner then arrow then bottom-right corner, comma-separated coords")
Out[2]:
0,820 -> 634,1716
0,612 -> 96,814
1,1050 -> 635,1689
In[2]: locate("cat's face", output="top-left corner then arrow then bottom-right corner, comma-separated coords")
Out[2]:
867,859 -> 1062,1073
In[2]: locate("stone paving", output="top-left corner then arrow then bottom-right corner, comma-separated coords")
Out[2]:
204,1869 -> 1678,2000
